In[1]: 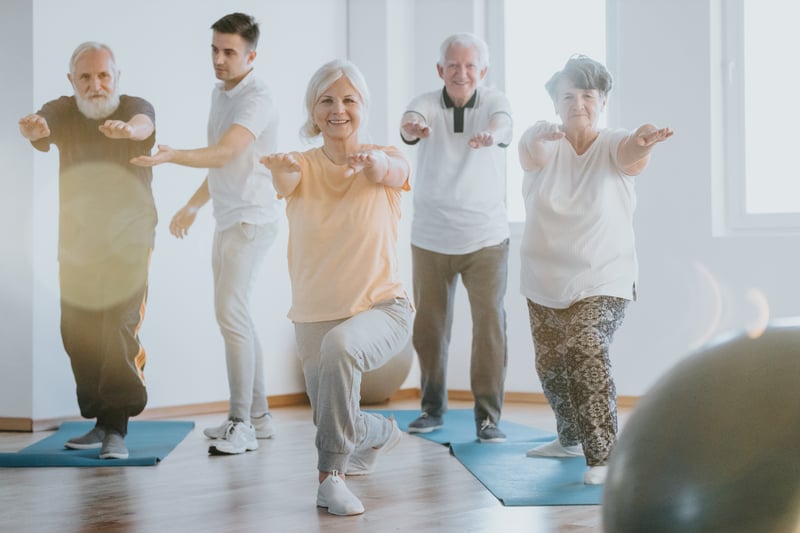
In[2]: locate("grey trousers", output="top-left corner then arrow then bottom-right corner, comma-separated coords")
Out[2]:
411,240 -> 509,427
527,296 -> 628,466
212,221 -> 278,422
294,297 -> 413,473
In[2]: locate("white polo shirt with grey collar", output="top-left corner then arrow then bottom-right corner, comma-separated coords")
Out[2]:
403,87 -> 512,255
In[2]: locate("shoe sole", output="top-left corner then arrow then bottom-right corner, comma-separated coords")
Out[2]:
99,452 -> 129,459
208,444 -> 258,455
64,442 -> 103,450
406,425 -> 443,434
526,450 -> 584,457
478,437 -> 507,443
206,430 -> 273,440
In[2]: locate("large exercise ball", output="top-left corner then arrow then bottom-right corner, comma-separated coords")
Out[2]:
602,325 -> 800,532
360,338 -> 414,405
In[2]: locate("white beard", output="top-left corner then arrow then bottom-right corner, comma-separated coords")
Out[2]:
75,91 -> 120,120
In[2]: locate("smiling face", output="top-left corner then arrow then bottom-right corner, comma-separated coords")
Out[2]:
437,43 -> 486,107
313,76 -> 363,143
211,31 -> 256,90
68,48 -> 120,119
554,78 -> 607,131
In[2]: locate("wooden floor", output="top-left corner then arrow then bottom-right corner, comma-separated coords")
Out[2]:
0,399 -> 615,533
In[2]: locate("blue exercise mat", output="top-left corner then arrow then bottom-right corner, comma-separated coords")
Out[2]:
449,441 -> 604,506
368,408 -> 553,444
0,420 -> 194,467
368,408 -> 602,506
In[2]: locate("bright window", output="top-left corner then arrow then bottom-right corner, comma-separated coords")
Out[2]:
503,0 -> 606,222
721,0 -> 800,233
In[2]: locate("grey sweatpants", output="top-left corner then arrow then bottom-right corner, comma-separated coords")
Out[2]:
294,297 -> 413,473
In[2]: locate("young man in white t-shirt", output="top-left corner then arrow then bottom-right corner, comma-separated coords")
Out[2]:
131,12 -> 280,455
400,33 -> 512,442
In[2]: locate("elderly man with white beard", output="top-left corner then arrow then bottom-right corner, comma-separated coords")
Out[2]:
19,41 -> 157,460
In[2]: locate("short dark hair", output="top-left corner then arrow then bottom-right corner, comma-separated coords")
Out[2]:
545,55 -> 612,103
211,12 -> 260,49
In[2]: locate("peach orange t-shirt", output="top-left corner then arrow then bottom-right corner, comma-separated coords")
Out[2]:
284,146 -> 410,322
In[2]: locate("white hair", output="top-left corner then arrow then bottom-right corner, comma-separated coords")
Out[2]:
300,59 -> 370,139
438,32 -> 490,70
70,41 -> 118,76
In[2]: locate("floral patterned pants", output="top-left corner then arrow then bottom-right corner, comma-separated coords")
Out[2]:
527,296 -> 628,466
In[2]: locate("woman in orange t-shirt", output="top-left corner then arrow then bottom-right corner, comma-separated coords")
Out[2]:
261,59 -> 412,517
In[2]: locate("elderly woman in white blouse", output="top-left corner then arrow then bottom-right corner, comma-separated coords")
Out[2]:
518,55 -> 672,485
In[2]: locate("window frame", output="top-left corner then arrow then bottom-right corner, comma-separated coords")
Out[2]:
718,0 -> 800,236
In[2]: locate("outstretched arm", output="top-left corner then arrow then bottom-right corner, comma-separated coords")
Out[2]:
260,153 -> 302,197
170,178 -> 210,239
518,121 -> 564,171
130,124 -> 255,168
345,149 -> 409,188
18,114 -> 51,141
99,113 -> 154,141
468,112 -> 513,149
617,124 -> 674,176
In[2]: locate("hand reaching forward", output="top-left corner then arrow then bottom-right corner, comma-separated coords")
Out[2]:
401,119 -> 431,140
635,126 -> 674,147
130,145 -> 177,167
260,152 -> 300,174
169,205 -> 198,239
468,131 -> 496,149
344,150 -> 390,181
529,120 -> 565,143
18,114 -> 50,141
99,120 -> 135,139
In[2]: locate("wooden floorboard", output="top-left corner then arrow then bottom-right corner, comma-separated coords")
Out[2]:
0,399 -> 614,532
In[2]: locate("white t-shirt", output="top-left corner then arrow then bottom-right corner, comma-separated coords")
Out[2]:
404,87 -> 512,255
207,70 -> 280,231
520,128 -> 637,308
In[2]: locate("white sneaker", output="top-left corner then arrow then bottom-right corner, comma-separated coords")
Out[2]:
316,472 -> 364,516
203,418 -> 235,440
526,439 -> 584,458
347,419 -> 402,476
584,465 -> 608,485
251,413 -> 275,439
204,414 -> 275,440
208,421 -> 258,455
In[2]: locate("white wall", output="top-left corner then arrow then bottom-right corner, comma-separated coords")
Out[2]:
0,0 -> 35,418
20,0 -> 349,419
4,0 -> 796,422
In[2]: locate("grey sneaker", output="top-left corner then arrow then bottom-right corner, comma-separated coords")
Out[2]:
99,431 -> 129,459
64,426 -> 105,450
407,412 -> 443,434
477,418 -> 506,443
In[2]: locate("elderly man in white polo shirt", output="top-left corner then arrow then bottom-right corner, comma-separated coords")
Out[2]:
400,32 -> 512,442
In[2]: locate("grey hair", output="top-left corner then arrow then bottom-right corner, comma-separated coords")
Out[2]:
545,55 -> 613,104
300,59 -> 370,139
70,41 -> 117,75
438,32 -> 490,69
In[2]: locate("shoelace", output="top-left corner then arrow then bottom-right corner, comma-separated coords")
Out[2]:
480,418 -> 496,431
